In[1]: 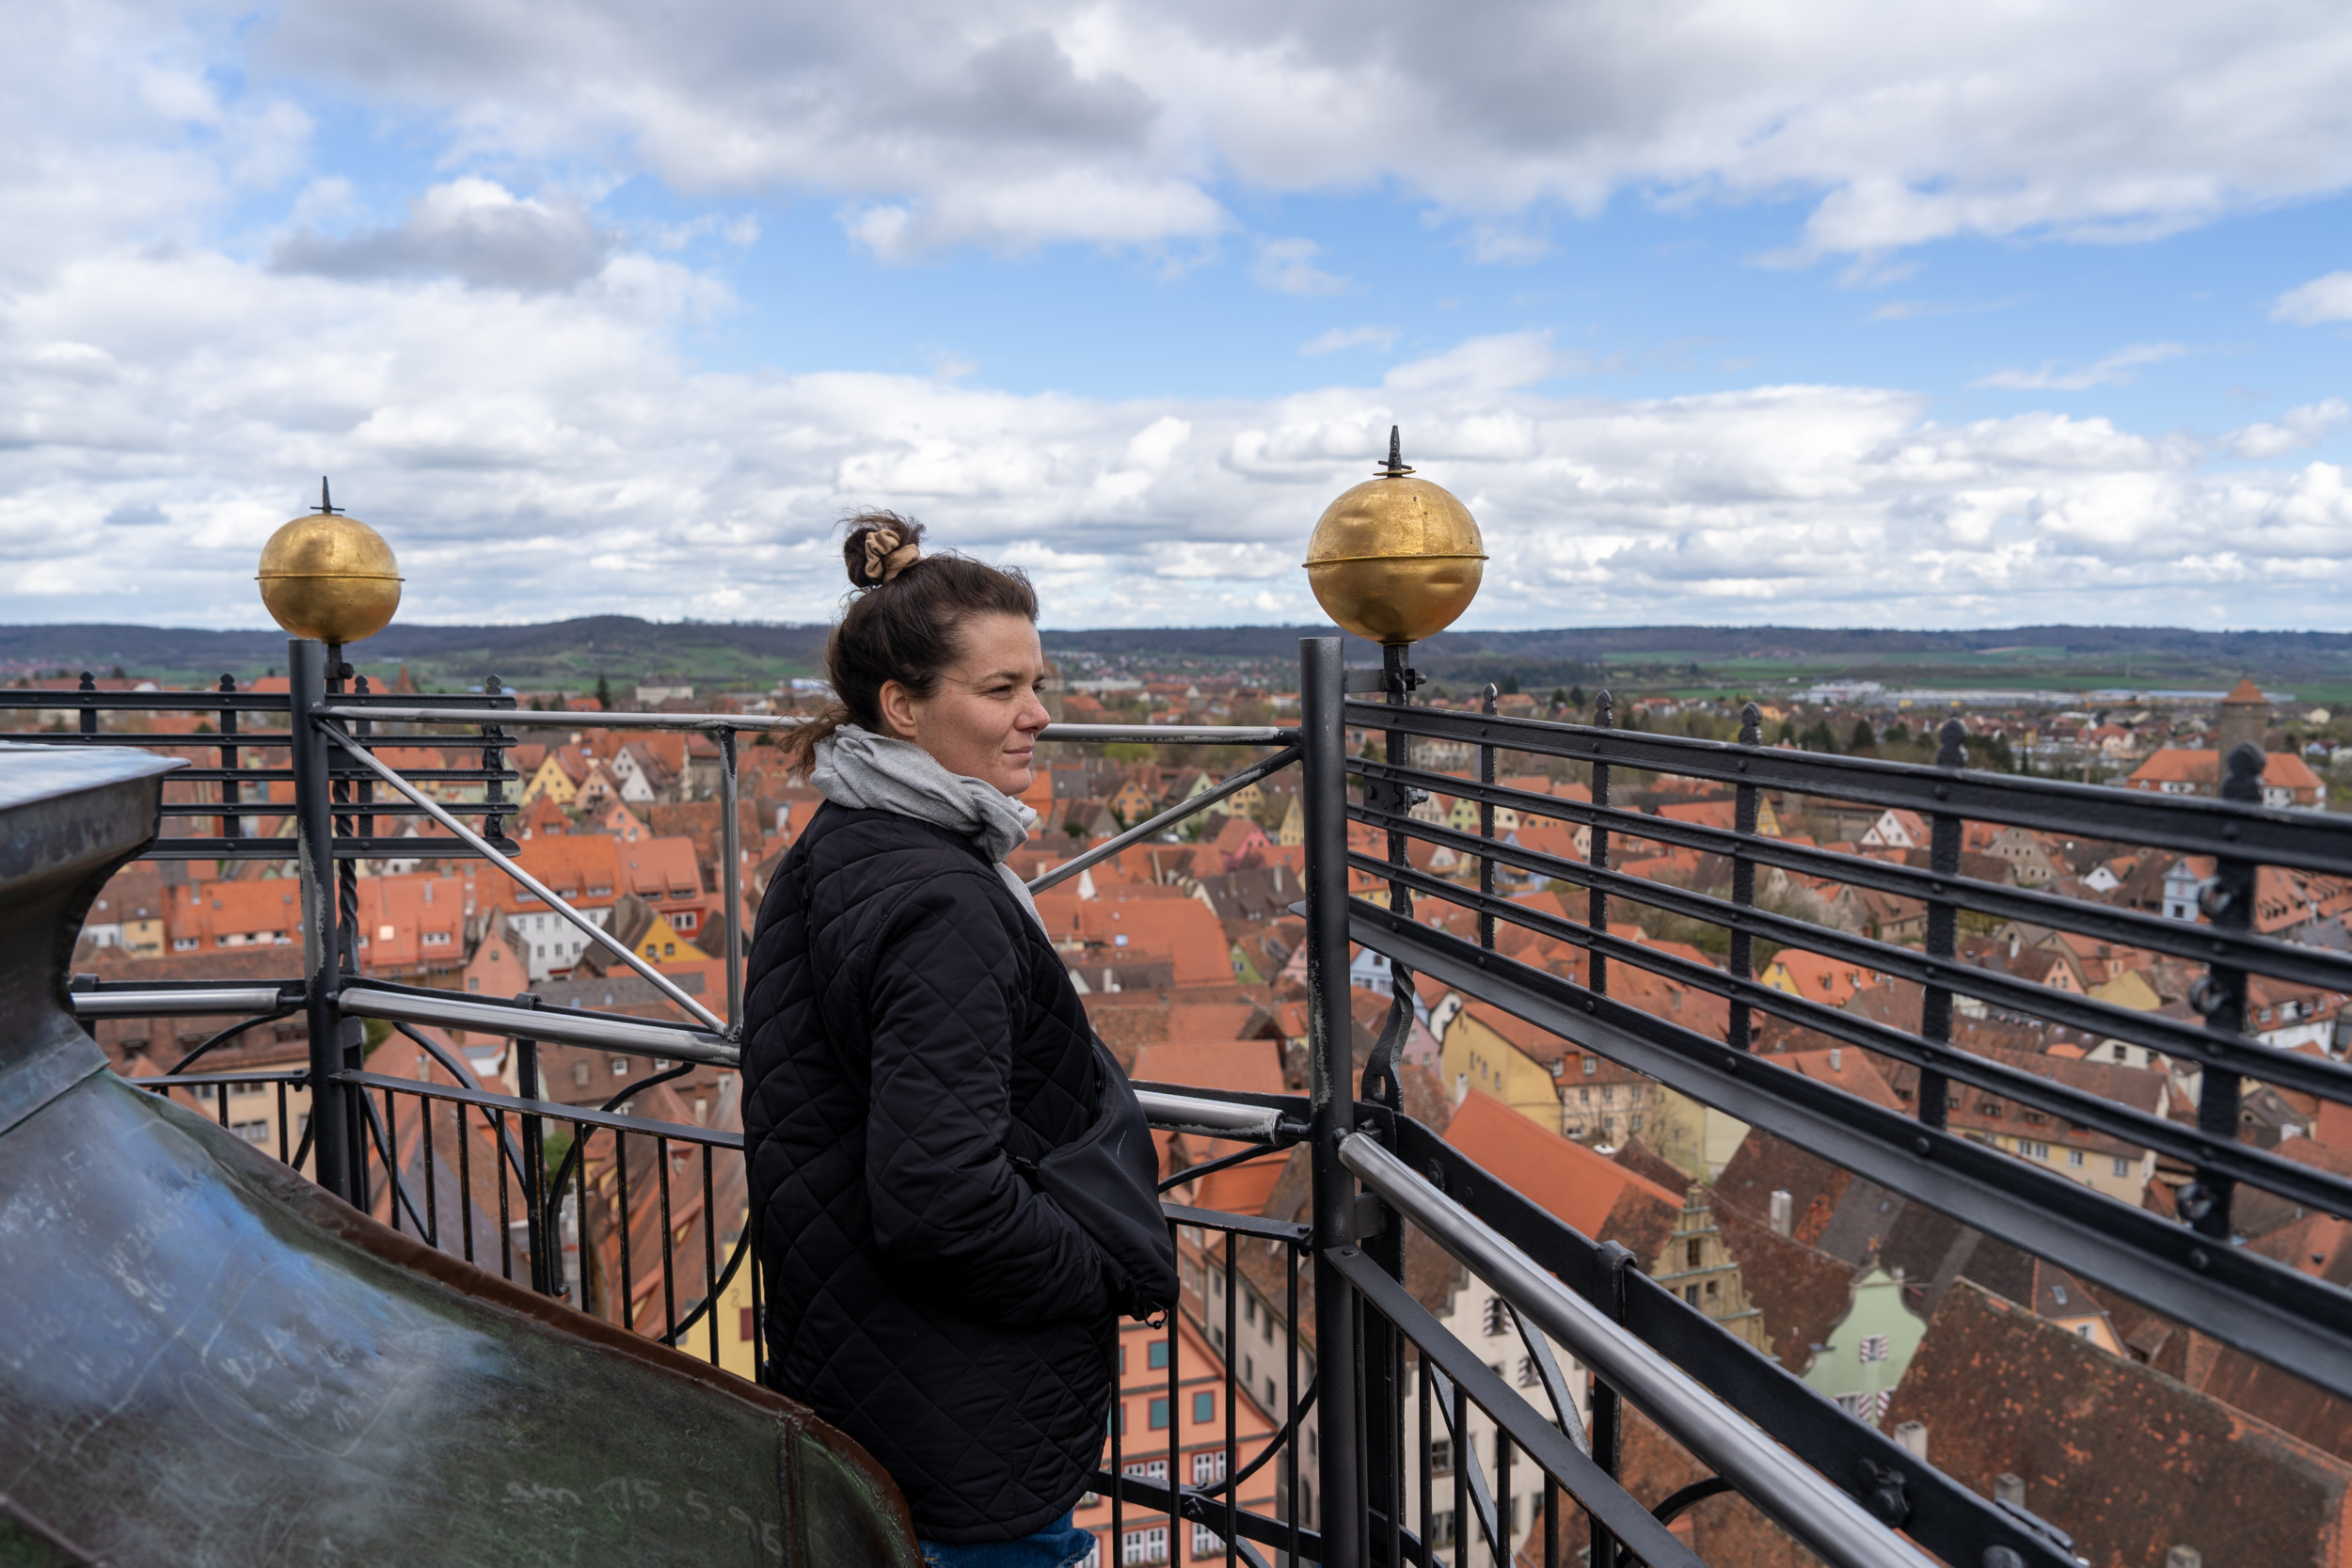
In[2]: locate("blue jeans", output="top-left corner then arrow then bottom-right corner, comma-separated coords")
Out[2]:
918,1512 -> 1095,1568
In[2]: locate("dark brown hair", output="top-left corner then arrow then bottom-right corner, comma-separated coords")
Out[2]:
783,512 -> 1039,768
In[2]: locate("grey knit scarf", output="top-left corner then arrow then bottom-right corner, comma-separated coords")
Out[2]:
809,724 -> 1046,934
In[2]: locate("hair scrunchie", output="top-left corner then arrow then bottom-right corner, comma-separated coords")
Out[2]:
864,529 -> 922,584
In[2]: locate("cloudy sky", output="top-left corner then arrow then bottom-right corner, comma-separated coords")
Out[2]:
5,0 -> 2351,631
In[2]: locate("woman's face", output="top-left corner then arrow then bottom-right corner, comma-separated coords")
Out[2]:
877,612 -> 1051,796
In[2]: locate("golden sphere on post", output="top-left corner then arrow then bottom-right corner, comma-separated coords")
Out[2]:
1303,429 -> 1485,645
257,505 -> 403,645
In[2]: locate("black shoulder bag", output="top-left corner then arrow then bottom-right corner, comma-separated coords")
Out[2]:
1010,1037 -> 1181,1323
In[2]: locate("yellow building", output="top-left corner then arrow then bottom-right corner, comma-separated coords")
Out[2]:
633,910 -> 708,964
522,753 -> 580,805
1437,999 -> 1564,1131
122,911 -> 167,957
1275,796 -> 1304,847
1222,779 -> 1266,819
1642,1086 -> 1750,1181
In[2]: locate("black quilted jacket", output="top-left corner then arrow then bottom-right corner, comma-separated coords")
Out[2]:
741,800 -> 1115,1544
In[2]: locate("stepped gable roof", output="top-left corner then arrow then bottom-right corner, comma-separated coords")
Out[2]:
1444,1090 -> 1682,1252
1888,1281 -> 2352,1568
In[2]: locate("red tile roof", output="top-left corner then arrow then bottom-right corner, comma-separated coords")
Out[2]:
1442,1089 -> 1683,1243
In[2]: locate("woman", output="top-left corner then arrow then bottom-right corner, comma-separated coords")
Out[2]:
742,515 -> 1152,1568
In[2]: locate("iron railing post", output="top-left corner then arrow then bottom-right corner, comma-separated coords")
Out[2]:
1918,720 -> 1968,1128
2188,743 -> 2265,1239
1362,642 -> 1416,1562
480,675 -> 509,846
1478,684 -> 1498,952
720,728 -> 742,1033
1727,703 -> 1759,1053
1301,636 -> 1361,1565
217,673 -> 241,846
325,641 -> 369,1211
1587,1241 -> 1632,1568
289,639 -> 351,1201
1587,692 -> 1613,997
516,1026 -> 549,1293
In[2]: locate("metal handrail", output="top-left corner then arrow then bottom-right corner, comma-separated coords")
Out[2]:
340,986 -> 736,1065
1348,752 -> 2352,993
70,987 -> 292,1017
318,705 -> 800,732
1350,698 -> 2352,878
1340,1131 -> 1942,1568
317,706 -> 1298,750
1134,1090 -> 1290,1143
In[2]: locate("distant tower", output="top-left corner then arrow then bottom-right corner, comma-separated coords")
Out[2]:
2214,677 -> 2270,759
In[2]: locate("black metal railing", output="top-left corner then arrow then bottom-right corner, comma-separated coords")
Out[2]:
27,628 -> 2352,1568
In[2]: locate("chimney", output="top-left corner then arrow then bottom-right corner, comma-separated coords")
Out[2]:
1994,1473 -> 2026,1508
1769,1189 -> 1793,1237
1830,1048 -> 1842,1072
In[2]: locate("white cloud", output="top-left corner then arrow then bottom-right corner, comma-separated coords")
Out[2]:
1384,331 -> 1580,391
2226,400 -> 2351,459
1972,342 -> 2187,392
8,3 -> 2352,636
1300,325 -> 1398,356
7,233 -> 2350,632
273,178 -> 617,291
1250,237 -> 1347,296
1466,226 -> 1552,266
214,0 -> 2352,259
2273,271 -> 2352,325
1869,294 -> 2030,323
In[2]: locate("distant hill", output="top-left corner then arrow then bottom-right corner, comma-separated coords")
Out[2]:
7,619 -> 2351,693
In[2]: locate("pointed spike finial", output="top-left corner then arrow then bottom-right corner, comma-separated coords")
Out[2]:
1376,425 -> 1414,477
313,477 -> 342,515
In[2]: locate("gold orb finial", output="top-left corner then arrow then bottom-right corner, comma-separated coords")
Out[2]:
256,478 -> 404,644
1304,427 -> 1485,644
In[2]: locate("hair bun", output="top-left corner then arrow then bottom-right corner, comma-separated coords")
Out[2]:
843,512 -> 928,588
